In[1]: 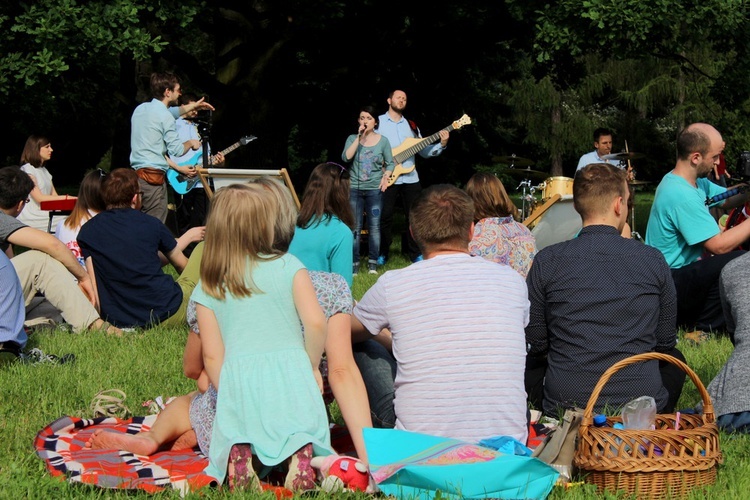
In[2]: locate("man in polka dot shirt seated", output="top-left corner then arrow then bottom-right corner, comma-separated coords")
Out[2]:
524,163 -> 686,415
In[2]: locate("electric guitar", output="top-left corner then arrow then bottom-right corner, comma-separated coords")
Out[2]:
167,135 -> 257,194
387,115 -> 472,186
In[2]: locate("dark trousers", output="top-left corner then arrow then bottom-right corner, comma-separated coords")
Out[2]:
175,188 -> 209,256
381,182 -> 422,261
525,347 -> 687,414
176,188 -> 209,234
671,251 -> 745,332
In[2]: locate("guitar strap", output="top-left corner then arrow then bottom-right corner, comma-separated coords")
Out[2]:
408,119 -> 420,138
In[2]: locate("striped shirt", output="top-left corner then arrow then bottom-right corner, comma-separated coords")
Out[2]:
354,252 -> 529,443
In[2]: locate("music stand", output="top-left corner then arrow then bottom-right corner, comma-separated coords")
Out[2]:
197,168 -> 300,208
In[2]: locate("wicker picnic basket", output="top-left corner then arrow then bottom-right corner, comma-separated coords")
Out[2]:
572,352 -> 722,499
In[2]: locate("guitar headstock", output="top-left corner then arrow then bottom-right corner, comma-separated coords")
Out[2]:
452,114 -> 472,130
240,135 -> 258,145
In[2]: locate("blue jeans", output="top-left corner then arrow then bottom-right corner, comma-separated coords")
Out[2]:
718,412 -> 750,433
350,189 -> 382,265
352,339 -> 396,428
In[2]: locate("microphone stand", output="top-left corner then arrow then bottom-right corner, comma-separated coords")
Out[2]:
197,113 -> 212,190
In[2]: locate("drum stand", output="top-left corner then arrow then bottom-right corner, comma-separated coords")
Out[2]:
518,179 -> 537,221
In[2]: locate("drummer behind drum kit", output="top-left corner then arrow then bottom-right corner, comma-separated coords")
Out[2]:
494,151 -> 648,250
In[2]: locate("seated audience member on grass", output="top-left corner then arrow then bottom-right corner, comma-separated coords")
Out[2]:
351,184 -> 529,444
646,123 -> 749,333
0,250 -> 26,355
525,163 -> 686,415
77,168 -> 203,329
89,177 -> 373,469
0,166 -> 119,342
705,252 -> 750,432
55,169 -> 106,268
288,162 -> 355,287
60,169 -> 203,271
465,172 -> 537,278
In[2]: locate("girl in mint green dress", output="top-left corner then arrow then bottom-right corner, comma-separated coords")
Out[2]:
191,183 -> 332,491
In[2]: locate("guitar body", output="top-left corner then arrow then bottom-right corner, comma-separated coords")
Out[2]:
167,169 -> 201,195
385,115 -> 472,187
389,137 -> 424,183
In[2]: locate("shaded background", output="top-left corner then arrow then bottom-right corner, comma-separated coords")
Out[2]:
3,0 -> 750,195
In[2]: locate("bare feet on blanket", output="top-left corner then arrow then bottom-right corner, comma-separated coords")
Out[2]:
85,429 -> 159,456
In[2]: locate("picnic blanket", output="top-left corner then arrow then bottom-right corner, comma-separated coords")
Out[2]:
35,414 -> 356,495
34,414 -> 216,494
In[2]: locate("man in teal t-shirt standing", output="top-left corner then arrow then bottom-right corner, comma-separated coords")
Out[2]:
646,123 -> 750,333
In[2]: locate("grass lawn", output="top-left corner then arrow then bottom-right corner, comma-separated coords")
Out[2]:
3,192 -> 746,499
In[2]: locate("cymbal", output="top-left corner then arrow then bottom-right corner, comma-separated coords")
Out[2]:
628,180 -> 651,186
493,155 -> 535,167
498,167 -> 548,180
602,152 -> 646,161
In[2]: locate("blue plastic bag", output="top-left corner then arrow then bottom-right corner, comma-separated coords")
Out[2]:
365,428 -> 559,499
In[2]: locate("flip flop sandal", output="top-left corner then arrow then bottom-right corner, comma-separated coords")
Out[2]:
92,321 -> 122,336
141,395 -> 177,415
90,389 -> 132,419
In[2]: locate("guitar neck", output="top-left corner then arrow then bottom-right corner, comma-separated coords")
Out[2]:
211,141 -> 242,162
394,124 -> 455,164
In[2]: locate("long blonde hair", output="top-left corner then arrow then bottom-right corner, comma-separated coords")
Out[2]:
200,184 -> 279,300
251,176 -> 298,252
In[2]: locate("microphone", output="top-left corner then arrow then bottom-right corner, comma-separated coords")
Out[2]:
706,184 -> 749,205
358,124 -> 365,136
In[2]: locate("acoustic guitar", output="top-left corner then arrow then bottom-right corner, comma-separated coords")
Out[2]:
167,135 -> 257,194
387,114 -> 472,186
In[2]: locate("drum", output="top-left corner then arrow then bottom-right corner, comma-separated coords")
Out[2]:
541,176 -> 574,200
525,195 -> 582,250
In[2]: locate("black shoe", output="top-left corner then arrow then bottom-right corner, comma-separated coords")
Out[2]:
0,341 -> 22,364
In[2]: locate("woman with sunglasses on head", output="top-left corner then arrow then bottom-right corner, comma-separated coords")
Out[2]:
342,105 -> 394,275
18,135 -> 77,232
289,162 -> 356,287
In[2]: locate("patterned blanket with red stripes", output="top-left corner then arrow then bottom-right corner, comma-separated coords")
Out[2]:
35,414 -> 355,494
34,414 -> 216,494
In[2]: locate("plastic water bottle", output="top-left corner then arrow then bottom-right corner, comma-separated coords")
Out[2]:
621,396 -> 656,430
612,422 -> 629,454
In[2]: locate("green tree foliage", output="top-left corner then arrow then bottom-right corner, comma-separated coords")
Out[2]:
0,0 -> 202,94
0,0 -> 201,174
501,0 -> 750,178
4,0 -> 750,188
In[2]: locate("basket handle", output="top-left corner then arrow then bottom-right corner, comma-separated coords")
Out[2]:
581,352 -> 715,426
